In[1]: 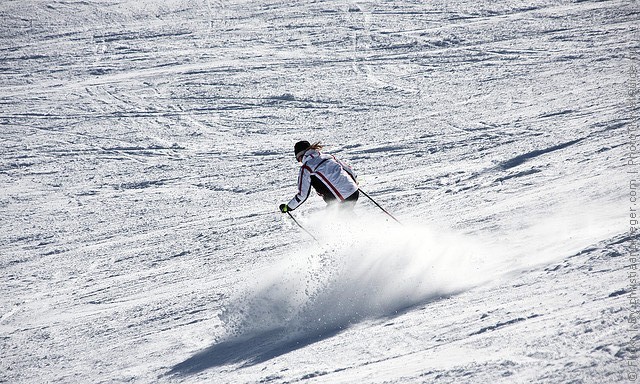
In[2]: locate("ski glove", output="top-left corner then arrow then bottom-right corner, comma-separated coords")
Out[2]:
279,204 -> 290,213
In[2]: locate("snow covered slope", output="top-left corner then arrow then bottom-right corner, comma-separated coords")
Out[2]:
1,0 -> 637,382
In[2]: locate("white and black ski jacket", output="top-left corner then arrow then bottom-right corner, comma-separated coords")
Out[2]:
287,149 -> 358,210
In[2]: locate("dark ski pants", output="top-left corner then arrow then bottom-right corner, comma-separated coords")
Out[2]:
310,175 -> 359,210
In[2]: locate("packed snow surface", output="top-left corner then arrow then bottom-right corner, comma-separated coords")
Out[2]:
1,0 -> 638,383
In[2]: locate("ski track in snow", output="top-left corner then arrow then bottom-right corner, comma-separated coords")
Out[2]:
0,0 -> 637,383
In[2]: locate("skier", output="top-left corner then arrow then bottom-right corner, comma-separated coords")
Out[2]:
279,141 -> 359,213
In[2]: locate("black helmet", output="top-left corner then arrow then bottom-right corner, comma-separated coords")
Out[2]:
294,140 -> 310,160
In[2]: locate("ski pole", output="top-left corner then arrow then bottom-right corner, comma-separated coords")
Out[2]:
286,211 -> 319,242
358,188 -> 402,225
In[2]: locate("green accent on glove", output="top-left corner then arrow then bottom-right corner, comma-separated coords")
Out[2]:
279,203 -> 289,213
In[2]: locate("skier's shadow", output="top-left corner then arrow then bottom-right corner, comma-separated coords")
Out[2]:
167,327 -> 342,376
166,297 -> 449,377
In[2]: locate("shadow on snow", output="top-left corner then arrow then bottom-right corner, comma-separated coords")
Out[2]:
167,327 -> 343,376
167,295 -> 451,377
